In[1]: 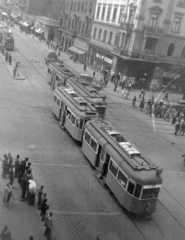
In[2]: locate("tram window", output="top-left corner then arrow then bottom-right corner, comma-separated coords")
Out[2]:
109,160 -> 118,177
84,131 -> 91,144
56,75 -> 59,81
48,68 -> 50,73
142,188 -> 160,200
90,138 -> 97,152
67,109 -> 71,119
134,184 -> 142,199
117,170 -> 127,189
127,181 -> 135,195
53,95 -> 57,103
75,118 -> 80,128
57,98 -> 60,107
79,119 -> 83,129
71,114 -> 76,125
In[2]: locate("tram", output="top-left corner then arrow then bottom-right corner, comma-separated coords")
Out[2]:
47,61 -> 76,89
82,119 -> 163,215
66,77 -> 107,119
52,87 -> 97,141
0,28 -> 14,51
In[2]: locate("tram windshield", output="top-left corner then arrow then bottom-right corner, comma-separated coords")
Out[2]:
142,187 -> 160,199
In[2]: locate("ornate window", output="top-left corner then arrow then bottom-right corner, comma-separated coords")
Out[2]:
96,4 -> 101,19
103,30 -> 107,42
108,31 -> 113,44
98,29 -> 102,40
89,2 -> 92,14
93,27 -> 97,38
167,43 -> 175,56
171,16 -> 181,33
181,46 -> 185,58
78,1 -> 81,12
81,2 -> 84,12
74,1 -> 76,11
101,5 -> 106,20
150,13 -> 158,27
106,5 -> 112,21
112,5 -> 118,22
70,1 -> 73,11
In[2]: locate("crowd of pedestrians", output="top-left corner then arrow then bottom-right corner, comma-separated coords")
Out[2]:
1,154 -> 54,240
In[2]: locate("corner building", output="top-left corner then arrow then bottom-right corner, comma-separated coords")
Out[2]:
88,0 -> 126,72
59,0 -> 96,64
89,0 -> 185,90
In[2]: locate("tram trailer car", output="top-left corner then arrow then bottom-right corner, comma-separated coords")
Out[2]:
67,77 -> 107,119
52,87 -> 98,142
82,119 -> 163,215
1,29 -> 14,51
47,62 -> 76,89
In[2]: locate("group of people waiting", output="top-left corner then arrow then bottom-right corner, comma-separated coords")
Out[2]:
2,154 -> 53,240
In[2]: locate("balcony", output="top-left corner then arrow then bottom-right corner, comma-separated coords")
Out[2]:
140,53 -> 159,62
120,22 -> 134,32
143,25 -> 164,35
113,48 -> 140,58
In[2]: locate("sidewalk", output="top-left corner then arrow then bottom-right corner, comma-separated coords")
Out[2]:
0,168 -> 45,240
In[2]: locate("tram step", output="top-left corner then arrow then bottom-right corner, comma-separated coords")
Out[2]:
94,171 -> 106,186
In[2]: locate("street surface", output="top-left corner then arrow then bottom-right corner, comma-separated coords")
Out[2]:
0,22 -> 185,240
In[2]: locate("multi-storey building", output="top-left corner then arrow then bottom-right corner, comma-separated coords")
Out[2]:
89,0 -> 185,91
88,0 -> 126,72
59,0 -> 96,63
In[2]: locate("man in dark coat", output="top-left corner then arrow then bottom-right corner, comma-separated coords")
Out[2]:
9,165 -> 15,186
174,121 -> 180,135
14,155 -> 20,178
20,174 -> 28,200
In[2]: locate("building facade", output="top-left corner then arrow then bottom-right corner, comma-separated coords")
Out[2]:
88,0 -> 185,91
59,0 -> 96,63
88,0 -> 126,72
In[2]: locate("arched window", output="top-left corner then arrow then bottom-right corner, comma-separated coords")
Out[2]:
81,2 -> 84,12
71,1 -> 73,11
93,27 -> 97,38
108,31 -> 113,44
78,1 -> 81,11
167,43 -> 175,56
74,1 -> 76,11
181,47 -> 185,58
98,29 -> 102,40
103,30 -> 107,42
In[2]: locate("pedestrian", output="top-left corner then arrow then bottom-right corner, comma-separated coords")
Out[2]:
179,121 -> 185,136
14,155 -> 20,178
13,66 -> 16,77
20,174 -> 28,200
139,89 -> 144,99
7,153 -> 13,174
25,162 -> 32,174
163,91 -> 169,101
0,225 -> 13,240
28,179 -> 37,205
5,51 -> 8,63
5,183 -> 15,208
8,54 -> 12,65
38,185 -> 44,209
44,212 -> 53,240
93,71 -> 96,77
140,98 -> 145,110
40,199 -> 49,221
174,121 -> 180,135
84,63 -> 86,71
9,165 -> 15,186
51,42 -> 53,49
132,96 -> 136,107
2,155 -> 9,178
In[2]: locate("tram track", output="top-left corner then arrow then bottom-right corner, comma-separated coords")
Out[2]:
11,34 -> 185,239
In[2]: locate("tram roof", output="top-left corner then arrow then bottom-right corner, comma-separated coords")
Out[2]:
86,119 -> 159,170
49,61 -> 76,77
67,77 -> 107,105
54,87 -> 97,118
85,120 -> 162,184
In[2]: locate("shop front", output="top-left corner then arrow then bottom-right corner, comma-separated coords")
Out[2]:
68,38 -> 87,64
88,43 -> 113,72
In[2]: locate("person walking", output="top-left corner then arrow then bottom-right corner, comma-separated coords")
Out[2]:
14,155 -> 20,178
44,212 -> 53,240
179,121 -> 185,136
84,63 -> 86,71
163,91 -> 169,101
9,165 -> 15,186
0,225 -> 13,240
2,155 -> 9,179
8,54 -> 12,65
40,199 -> 49,221
93,71 -> 96,77
37,185 -> 44,209
28,179 -> 37,205
140,98 -> 145,110
132,96 -> 137,107
20,174 -> 28,201
7,153 -> 13,174
5,183 -> 15,208
174,121 -> 180,135
5,52 -> 8,63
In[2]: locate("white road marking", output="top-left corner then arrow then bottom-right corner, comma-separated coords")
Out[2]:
51,210 -> 121,215
33,163 -> 88,168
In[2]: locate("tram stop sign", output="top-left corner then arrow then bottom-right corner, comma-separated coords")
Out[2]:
97,232 -> 122,240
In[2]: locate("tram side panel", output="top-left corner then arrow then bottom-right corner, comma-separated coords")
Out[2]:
64,115 -> 83,142
52,94 -> 61,119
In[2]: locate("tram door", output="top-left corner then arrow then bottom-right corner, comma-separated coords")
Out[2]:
98,149 -> 110,178
59,102 -> 67,125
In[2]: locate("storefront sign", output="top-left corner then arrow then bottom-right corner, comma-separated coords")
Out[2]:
163,72 -> 178,78
96,53 -> 104,59
74,38 -> 87,51
104,57 -> 112,64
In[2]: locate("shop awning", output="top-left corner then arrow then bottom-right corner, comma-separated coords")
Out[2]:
68,46 -> 85,55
